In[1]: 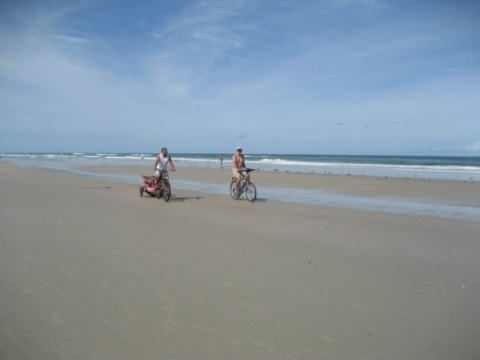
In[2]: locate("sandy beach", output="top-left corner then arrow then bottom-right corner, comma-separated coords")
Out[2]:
1,161 -> 479,359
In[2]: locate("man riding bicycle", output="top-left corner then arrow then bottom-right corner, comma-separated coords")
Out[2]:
154,147 -> 175,186
232,146 -> 249,194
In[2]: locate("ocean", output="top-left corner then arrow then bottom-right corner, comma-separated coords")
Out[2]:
2,152 -> 479,181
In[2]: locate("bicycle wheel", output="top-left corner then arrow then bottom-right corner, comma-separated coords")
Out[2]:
245,181 -> 257,202
230,180 -> 240,199
162,180 -> 171,202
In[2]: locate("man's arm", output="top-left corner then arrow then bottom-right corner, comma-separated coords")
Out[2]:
168,156 -> 176,171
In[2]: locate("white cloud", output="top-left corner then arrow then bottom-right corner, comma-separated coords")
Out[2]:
465,141 -> 480,152
54,35 -> 90,44
1,0 -> 480,154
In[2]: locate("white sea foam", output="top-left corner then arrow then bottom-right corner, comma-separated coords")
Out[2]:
247,158 -> 480,178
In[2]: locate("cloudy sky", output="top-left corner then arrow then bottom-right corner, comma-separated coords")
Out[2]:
1,0 -> 479,155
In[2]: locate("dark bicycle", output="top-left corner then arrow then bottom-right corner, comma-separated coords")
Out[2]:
230,168 -> 257,202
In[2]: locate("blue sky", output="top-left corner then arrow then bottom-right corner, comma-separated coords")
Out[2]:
1,0 -> 479,155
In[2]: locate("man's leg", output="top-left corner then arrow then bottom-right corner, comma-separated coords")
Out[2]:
235,174 -> 242,193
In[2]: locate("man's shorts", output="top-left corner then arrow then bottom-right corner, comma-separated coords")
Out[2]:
232,168 -> 242,179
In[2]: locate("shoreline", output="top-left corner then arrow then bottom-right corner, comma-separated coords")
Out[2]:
2,153 -> 480,182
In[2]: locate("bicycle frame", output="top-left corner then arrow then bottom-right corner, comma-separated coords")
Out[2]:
230,168 -> 257,202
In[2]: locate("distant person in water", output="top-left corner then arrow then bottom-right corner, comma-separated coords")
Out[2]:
153,147 -> 175,185
232,147 -> 248,193
219,154 -> 224,168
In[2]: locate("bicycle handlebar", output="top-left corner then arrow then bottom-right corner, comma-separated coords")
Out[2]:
238,168 -> 255,173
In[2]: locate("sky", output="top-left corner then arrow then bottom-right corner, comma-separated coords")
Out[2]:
1,0 -> 479,155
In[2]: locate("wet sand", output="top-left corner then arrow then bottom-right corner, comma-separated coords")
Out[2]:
80,164 -> 480,206
1,162 -> 479,359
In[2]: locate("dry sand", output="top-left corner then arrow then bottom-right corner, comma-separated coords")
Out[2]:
1,161 -> 479,359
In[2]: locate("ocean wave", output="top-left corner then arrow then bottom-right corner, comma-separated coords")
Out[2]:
175,157 -> 221,163
254,158 -> 480,174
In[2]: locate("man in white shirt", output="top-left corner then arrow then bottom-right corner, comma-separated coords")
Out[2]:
154,147 -> 176,185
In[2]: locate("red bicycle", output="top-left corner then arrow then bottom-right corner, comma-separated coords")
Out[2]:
140,170 -> 171,202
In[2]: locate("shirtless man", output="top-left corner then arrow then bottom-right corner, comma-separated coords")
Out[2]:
232,146 -> 249,193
